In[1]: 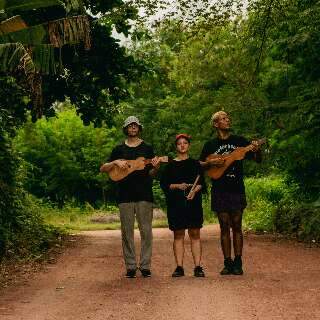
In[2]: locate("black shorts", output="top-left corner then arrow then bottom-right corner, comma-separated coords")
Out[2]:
211,191 -> 247,213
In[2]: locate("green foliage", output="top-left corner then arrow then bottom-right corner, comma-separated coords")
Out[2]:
274,202 -> 320,242
14,106 -> 118,206
0,133 -> 62,259
123,1 -> 319,201
152,181 -> 166,209
243,175 -> 320,242
248,0 -> 320,196
244,175 -> 296,232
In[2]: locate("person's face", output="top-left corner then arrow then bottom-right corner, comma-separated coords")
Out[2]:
214,113 -> 231,130
176,138 -> 190,154
126,123 -> 140,136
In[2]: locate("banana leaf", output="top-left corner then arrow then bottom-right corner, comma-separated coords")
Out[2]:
0,23 -> 47,45
0,0 -> 84,13
48,15 -> 90,49
0,0 -> 64,11
32,44 -> 56,74
0,42 -> 35,74
0,42 -> 43,116
0,15 -> 90,49
0,15 -> 27,35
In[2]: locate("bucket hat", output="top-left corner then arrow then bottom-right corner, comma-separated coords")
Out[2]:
122,116 -> 143,129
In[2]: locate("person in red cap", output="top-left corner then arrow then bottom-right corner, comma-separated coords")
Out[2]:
100,116 -> 160,278
160,134 -> 206,277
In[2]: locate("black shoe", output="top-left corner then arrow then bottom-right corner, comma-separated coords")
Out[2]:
220,258 -> 234,275
172,266 -> 184,277
125,269 -> 137,278
194,266 -> 205,277
139,268 -> 151,278
232,256 -> 243,275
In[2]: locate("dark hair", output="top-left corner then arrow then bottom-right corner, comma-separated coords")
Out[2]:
123,124 -> 142,135
175,133 -> 191,145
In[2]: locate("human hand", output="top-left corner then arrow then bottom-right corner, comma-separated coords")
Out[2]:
114,159 -> 129,169
177,183 -> 191,191
186,190 -> 196,200
208,157 -> 225,167
250,140 -> 260,152
151,156 -> 161,169
186,185 -> 201,200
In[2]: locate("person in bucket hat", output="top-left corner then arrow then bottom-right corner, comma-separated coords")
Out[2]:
100,116 -> 160,278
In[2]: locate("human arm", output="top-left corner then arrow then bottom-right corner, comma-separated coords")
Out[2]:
169,183 -> 192,191
187,162 -> 206,200
243,137 -> 262,163
149,156 -> 161,177
100,159 -> 129,173
250,140 -> 262,163
199,157 -> 225,168
199,141 -> 225,168
186,184 -> 202,200
100,146 -> 129,173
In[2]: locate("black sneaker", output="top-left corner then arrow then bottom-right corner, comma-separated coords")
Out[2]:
125,269 -> 137,278
232,256 -> 243,275
194,266 -> 205,277
172,266 -> 184,277
139,268 -> 151,278
220,258 -> 234,275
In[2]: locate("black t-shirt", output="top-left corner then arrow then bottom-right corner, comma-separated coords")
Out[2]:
160,158 -> 205,207
200,135 -> 253,193
108,141 -> 155,203
160,158 -> 205,230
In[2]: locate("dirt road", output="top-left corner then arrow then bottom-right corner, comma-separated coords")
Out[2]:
0,225 -> 319,320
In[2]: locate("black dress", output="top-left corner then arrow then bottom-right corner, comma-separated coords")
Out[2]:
160,158 -> 205,231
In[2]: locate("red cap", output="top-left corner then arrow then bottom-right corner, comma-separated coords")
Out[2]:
175,133 -> 192,142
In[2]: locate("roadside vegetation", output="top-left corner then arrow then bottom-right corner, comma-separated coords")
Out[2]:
1,0 -> 319,262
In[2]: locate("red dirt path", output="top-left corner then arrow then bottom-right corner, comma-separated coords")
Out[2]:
0,225 -> 319,320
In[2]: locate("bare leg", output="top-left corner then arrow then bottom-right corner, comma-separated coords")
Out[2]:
188,228 -> 202,267
231,211 -> 243,256
218,212 -> 231,258
173,229 -> 185,266
230,211 -> 244,275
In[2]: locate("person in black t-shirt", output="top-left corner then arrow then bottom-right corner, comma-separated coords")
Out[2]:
200,111 -> 261,275
160,134 -> 206,278
100,116 -> 160,278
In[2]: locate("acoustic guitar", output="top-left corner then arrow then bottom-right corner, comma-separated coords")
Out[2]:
108,156 -> 169,182
205,138 -> 266,180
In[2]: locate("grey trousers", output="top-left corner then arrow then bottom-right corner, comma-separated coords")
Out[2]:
118,201 -> 153,270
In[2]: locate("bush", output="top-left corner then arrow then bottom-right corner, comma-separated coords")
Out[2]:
14,108 -> 119,207
244,175 -> 294,232
274,203 -> 320,242
0,192 -> 64,260
244,175 -> 320,242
